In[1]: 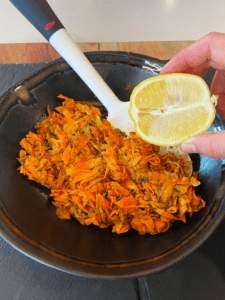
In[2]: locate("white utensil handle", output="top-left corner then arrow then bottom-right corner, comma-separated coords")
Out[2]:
50,29 -> 121,113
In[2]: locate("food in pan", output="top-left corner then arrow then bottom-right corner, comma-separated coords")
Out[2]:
18,95 -> 205,235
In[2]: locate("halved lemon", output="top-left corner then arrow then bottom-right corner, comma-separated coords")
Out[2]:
129,73 -> 217,146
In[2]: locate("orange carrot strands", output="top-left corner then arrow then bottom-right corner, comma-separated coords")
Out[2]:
18,95 -> 206,235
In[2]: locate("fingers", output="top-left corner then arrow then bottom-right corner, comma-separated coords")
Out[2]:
161,32 -> 225,75
181,131 -> 225,158
160,32 -> 225,158
211,70 -> 225,120
160,33 -> 225,120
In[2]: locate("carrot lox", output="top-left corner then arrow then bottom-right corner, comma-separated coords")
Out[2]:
18,95 -> 206,235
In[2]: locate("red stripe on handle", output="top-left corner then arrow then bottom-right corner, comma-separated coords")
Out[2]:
45,21 -> 56,30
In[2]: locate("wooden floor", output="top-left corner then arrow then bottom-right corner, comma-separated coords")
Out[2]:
0,41 -> 194,64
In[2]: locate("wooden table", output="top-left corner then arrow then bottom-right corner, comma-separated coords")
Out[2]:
0,41 -> 194,64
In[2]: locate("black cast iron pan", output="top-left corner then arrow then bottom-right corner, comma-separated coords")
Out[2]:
0,52 -> 225,278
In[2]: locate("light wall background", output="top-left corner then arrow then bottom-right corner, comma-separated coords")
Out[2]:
1,0 -> 225,43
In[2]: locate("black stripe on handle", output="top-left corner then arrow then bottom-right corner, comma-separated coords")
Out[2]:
10,0 -> 65,41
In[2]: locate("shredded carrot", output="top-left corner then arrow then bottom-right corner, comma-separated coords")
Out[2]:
18,95 -> 205,235
125,84 -> 132,90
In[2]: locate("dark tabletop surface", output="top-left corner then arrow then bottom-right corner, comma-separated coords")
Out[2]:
0,63 -> 225,300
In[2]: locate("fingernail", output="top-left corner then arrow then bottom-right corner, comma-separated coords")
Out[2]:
181,143 -> 197,153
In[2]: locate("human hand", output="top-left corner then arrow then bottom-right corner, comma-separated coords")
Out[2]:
160,32 -> 225,158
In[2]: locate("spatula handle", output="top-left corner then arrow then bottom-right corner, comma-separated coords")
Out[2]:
10,0 -> 122,114
10,0 -> 64,41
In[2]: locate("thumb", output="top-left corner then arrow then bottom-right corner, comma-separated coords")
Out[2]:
180,131 -> 225,158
